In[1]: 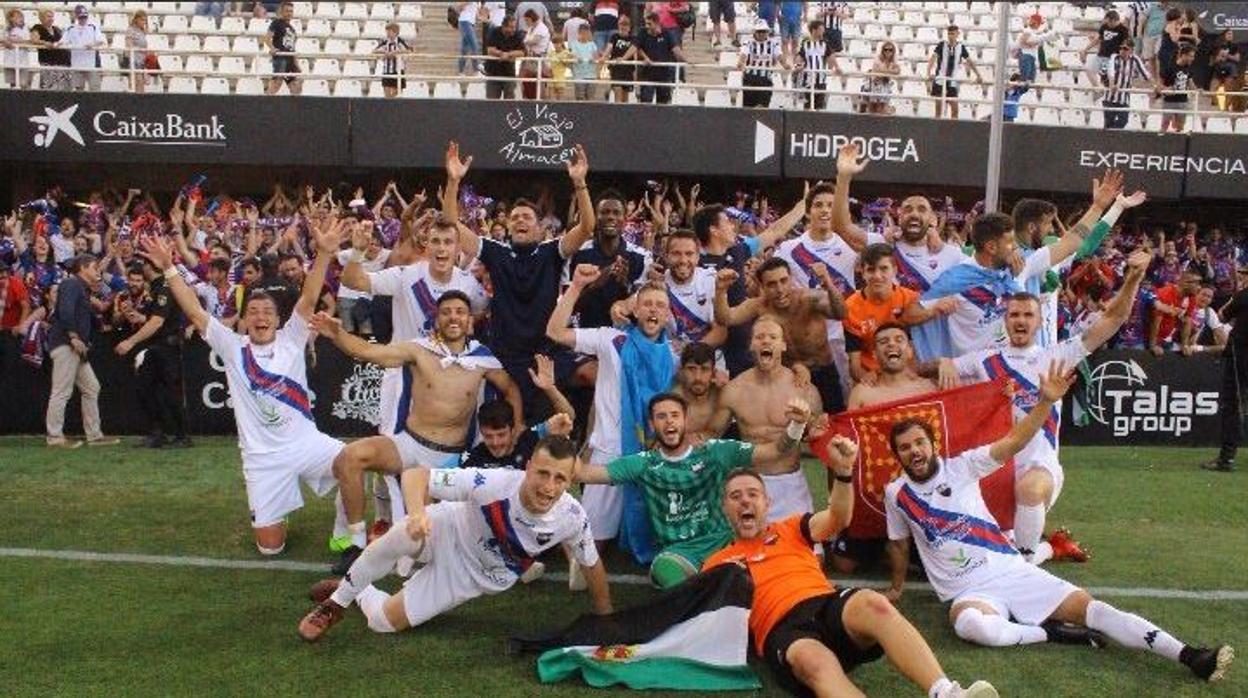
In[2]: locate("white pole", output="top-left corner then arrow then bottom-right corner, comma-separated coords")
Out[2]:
984,1 -> 1011,212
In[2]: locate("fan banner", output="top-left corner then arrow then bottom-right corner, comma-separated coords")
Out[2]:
811,379 -> 1016,539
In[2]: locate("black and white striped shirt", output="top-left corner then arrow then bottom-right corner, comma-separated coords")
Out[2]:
741,37 -> 783,78
819,2 -> 849,31
798,38 -> 831,87
1102,53 -> 1151,104
375,36 -> 410,75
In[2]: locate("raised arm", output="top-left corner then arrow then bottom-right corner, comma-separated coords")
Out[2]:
338,221 -> 374,293
293,217 -> 344,321
754,193 -> 806,251
988,362 -> 1076,464
832,143 -> 871,252
559,145 -> 595,258
1081,248 -> 1149,351
547,263 -> 600,348
808,263 -> 847,320
713,268 -> 761,327
529,354 -> 576,424
310,311 -> 419,367
137,235 -> 209,335
1046,171 -> 1132,267
808,435 -> 856,542
442,141 -> 481,259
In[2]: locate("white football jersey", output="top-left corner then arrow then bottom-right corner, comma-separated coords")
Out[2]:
428,467 -> 599,591
884,446 -> 1024,601
574,327 -> 628,458
926,249 -> 1052,356
951,337 -> 1089,469
892,239 -> 968,293
203,314 -> 324,457
665,267 -> 718,350
367,261 -> 488,342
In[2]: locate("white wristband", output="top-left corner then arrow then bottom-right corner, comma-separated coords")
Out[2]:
1100,202 -> 1126,229
162,266 -> 179,280
349,249 -> 366,264
786,420 -> 806,442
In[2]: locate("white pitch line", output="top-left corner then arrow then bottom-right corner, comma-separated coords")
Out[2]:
5,547 -> 1248,601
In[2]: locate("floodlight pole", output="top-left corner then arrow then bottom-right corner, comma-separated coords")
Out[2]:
984,1 -> 1011,213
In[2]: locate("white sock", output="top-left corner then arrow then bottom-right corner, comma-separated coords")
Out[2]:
330,519 -> 421,607
332,492 -> 349,539
357,585 -> 397,633
1014,504 -> 1049,564
347,520 -> 367,548
954,607 -> 1048,646
1085,599 -> 1184,661
928,677 -> 954,698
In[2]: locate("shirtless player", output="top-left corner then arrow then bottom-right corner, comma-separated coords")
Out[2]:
714,258 -> 847,413
311,291 -> 523,573
706,316 -> 823,522
673,341 -> 723,440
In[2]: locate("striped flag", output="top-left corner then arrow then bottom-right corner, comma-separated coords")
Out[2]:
811,379 -> 1016,538
511,565 -> 759,691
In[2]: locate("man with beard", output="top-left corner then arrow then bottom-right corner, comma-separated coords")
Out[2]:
310,290 -> 524,574
661,229 -> 726,356
278,253 -> 335,315
705,316 -> 822,523
338,216 -> 489,549
547,266 -> 675,561
136,223 -> 340,555
445,140 -> 596,422
884,363 -> 1233,683
705,449 -> 1000,698
566,189 -> 650,331
673,342 -> 722,440
774,168 -> 874,411
928,249 -> 1151,567
714,258 -> 846,413
579,392 -> 812,588
831,143 -> 965,296
1010,199 -> 1066,348
921,181 -> 1144,358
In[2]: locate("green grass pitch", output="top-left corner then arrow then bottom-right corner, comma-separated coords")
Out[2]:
1,437 -> 1245,697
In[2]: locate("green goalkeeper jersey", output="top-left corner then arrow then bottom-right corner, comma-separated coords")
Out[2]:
606,439 -> 755,563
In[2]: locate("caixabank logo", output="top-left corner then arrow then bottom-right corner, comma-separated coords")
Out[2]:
1083,359 -> 1217,437
28,102 -> 227,149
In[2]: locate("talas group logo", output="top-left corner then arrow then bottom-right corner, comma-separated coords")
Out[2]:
28,103 -> 227,149
1083,358 -> 1217,437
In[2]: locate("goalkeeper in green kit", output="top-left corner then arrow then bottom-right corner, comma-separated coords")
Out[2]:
578,391 -> 813,589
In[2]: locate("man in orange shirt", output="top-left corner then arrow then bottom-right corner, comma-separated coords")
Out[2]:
704,436 -> 998,698
844,244 -> 956,384
1148,269 -> 1201,357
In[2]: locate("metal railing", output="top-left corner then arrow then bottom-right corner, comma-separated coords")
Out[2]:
3,44 -> 1246,131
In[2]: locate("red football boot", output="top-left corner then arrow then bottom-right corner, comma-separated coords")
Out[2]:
1048,528 -> 1090,563
298,600 -> 345,642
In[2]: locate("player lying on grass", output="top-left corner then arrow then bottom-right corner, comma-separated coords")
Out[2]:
703,443 -> 999,698
884,361 -> 1235,682
298,435 -> 612,641
138,222 -> 346,556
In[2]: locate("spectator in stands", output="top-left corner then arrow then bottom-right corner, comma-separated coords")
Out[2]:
927,25 -> 982,119
373,22 -> 410,98
265,1 -> 300,95
633,12 -> 684,105
123,11 -> 151,94
3,9 -> 33,89
590,0 -> 621,52
1003,72 -> 1031,123
778,1 -> 804,61
30,9 -> 69,91
816,2 -> 849,55
1157,6 -> 1185,77
1149,268 -> 1201,356
482,1 -> 505,47
548,33 -> 575,100
708,0 -> 737,49
757,0 -> 778,32
0,264 -> 32,341
520,8 -> 551,99
1084,9 -> 1131,83
859,41 -> 899,114
647,2 -> 689,47
796,20 -> 839,111
1102,38 -> 1151,129
606,14 -> 636,104
194,2 -> 227,20
1141,1 -> 1168,76
739,20 -> 786,109
563,7 -> 589,44
64,5 -> 104,92
1156,45 -> 1195,133
456,2 -> 484,76
570,24 -> 601,102
484,13 -> 525,100
1210,44 -> 1246,112
46,254 -> 117,448
1016,13 -> 1055,83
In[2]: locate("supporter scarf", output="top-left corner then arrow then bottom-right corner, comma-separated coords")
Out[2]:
412,335 -> 502,372
912,261 -> 1021,360
21,320 -> 47,368
617,325 -> 676,565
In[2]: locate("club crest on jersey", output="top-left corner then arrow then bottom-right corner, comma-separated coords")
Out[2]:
473,472 -> 486,488
435,470 -> 455,487
536,531 -> 552,545
937,485 -> 952,497
592,644 -> 639,661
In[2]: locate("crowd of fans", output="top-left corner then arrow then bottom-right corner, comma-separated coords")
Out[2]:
2,2 -> 1244,119
0,158 -> 1239,408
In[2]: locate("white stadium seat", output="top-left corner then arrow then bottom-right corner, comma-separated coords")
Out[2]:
158,14 -> 188,34
190,15 -> 216,33
166,76 -> 199,94
235,77 -> 264,94
219,16 -> 244,34
334,79 -> 363,97
185,55 -> 214,75
433,82 -> 462,99
673,87 -> 699,105
302,78 -> 331,96
201,76 -> 230,94
203,35 -> 229,53
704,89 -> 733,107
464,81 -> 486,100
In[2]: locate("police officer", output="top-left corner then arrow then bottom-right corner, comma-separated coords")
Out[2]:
114,255 -> 190,448
1203,264 -> 1248,472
